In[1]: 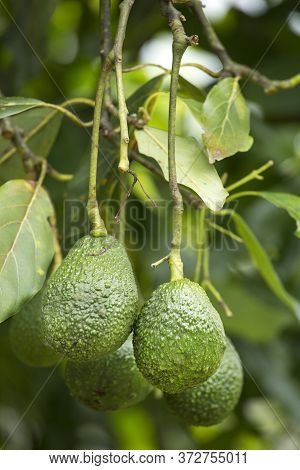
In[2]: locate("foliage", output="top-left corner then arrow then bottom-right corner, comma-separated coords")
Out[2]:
0,0 -> 300,451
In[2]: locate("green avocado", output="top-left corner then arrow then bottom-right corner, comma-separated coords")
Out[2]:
10,290 -> 60,367
41,235 -> 138,361
164,338 -> 243,426
64,339 -> 152,411
133,279 -> 226,393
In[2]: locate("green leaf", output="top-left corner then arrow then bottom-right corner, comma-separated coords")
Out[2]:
177,76 -> 205,124
0,180 -> 55,323
0,97 -> 44,119
177,76 -> 206,103
221,282 -> 292,343
135,126 -> 228,211
202,77 -> 253,163
127,74 -> 166,114
259,192 -> 300,238
229,211 -> 300,321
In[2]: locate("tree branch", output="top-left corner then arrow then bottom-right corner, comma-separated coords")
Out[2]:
114,0 -> 136,173
191,0 -> 300,94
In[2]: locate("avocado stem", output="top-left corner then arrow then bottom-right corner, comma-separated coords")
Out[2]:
160,1 -> 198,281
88,47 -> 113,237
88,1 -> 136,236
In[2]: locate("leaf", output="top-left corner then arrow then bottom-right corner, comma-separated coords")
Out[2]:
0,180 -> 55,323
202,77 -> 253,163
127,74 -> 166,114
177,76 -> 205,124
229,211 -> 300,321
221,282 -> 292,343
177,76 -> 206,103
0,108 -> 62,185
0,97 -> 44,119
258,192 -> 300,238
135,126 -> 228,211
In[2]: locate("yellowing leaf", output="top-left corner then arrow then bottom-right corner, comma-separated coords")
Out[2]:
202,77 -> 253,162
135,126 -> 228,211
0,180 -> 55,323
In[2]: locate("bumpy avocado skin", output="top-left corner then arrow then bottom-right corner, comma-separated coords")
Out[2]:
10,290 -> 60,367
133,279 -> 226,393
64,339 -> 152,411
41,235 -> 138,361
164,338 -> 243,426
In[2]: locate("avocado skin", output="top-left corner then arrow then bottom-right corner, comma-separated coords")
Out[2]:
41,235 -> 138,361
64,339 -> 152,411
10,290 -> 60,367
133,279 -> 226,393
164,338 -> 243,426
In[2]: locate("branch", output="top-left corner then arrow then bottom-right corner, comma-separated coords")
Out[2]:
191,0 -> 300,94
100,0 -> 112,62
160,0 -> 198,281
202,280 -> 234,317
0,116 -> 73,182
87,0 -> 136,235
114,0 -> 136,173
226,160 -> 274,193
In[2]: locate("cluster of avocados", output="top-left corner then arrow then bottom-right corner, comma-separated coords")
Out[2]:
10,233 -> 243,427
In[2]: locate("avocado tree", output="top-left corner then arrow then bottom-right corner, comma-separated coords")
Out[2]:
0,0 -> 300,450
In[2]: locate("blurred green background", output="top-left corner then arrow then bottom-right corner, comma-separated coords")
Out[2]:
0,0 -> 300,450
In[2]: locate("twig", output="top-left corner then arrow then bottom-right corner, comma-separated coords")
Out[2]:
181,62 -> 220,78
193,207 -> 206,282
48,212 -> 63,274
100,0 -> 114,114
208,221 -> 242,243
87,0 -> 136,235
123,63 -> 170,73
151,255 -> 170,269
226,160 -> 274,192
202,280 -> 234,317
117,173 -> 127,244
0,98 -> 95,167
114,0 -> 136,173
0,118 -> 74,182
160,0 -> 198,281
191,0 -> 300,94
226,190 -> 260,203
100,0 -> 112,62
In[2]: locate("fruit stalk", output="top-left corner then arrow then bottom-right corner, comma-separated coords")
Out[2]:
87,52 -> 112,237
88,0 -> 135,235
114,0 -> 136,173
160,0 -> 198,281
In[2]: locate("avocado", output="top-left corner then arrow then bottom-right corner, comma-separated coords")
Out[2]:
133,279 -> 226,393
164,338 -> 243,426
41,235 -> 138,361
10,289 -> 60,367
64,339 -> 152,411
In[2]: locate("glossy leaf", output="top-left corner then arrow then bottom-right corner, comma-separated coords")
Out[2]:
229,211 -> 300,320
0,97 -> 44,119
135,126 -> 228,211
0,180 -> 55,323
202,77 -> 253,162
